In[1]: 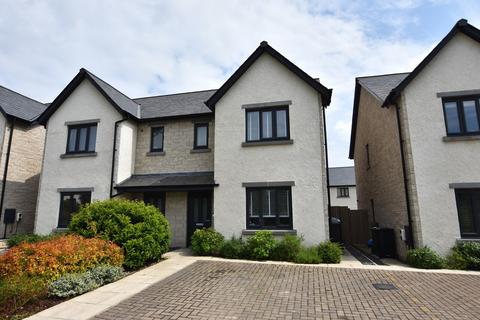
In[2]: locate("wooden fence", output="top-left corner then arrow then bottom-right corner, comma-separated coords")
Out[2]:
331,206 -> 369,246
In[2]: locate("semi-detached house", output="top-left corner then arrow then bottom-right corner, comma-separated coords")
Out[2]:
0,85 -> 46,238
34,41 -> 332,247
350,19 -> 480,259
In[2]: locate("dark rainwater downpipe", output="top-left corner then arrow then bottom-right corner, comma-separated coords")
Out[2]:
1,119 -> 14,238
395,103 -> 415,249
110,118 -> 128,198
322,106 -> 332,240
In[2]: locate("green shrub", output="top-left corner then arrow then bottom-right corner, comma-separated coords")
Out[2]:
6,233 -> 64,247
191,228 -> 225,256
446,242 -> 480,270
0,276 -> 48,315
49,265 -> 124,298
271,235 -> 302,262
446,250 -> 468,270
89,264 -> 125,284
295,246 -> 321,264
245,231 -> 276,260
318,241 -> 342,264
220,236 -> 246,259
406,247 -> 444,269
69,199 -> 171,269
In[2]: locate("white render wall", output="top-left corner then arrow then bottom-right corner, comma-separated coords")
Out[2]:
116,120 -> 137,185
213,53 -> 328,246
329,186 -> 357,209
403,33 -> 480,255
35,79 -> 123,234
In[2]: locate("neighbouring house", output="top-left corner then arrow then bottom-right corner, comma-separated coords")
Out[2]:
0,85 -> 46,238
34,41 -> 332,247
349,19 -> 480,259
328,166 -> 357,209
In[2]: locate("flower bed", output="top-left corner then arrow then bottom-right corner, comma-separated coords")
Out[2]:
0,234 -> 124,319
191,228 -> 343,264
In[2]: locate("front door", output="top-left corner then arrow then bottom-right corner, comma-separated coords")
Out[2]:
187,191 -> 212,245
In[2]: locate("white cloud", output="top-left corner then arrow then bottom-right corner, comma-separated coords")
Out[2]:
0,0 -> 461,166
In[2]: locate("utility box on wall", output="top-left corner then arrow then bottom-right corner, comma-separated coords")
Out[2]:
3,208 -> 16,224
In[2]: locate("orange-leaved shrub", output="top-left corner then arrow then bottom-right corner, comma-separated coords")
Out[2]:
0,234 -> 123,280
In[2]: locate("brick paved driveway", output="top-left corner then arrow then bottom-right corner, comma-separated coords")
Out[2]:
93,260 -> 480,320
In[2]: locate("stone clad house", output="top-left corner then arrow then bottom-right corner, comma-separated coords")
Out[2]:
349,19 -> 480,259
34,41 -> 332,247
0,85 -> 46,238
328,166 -> 357,209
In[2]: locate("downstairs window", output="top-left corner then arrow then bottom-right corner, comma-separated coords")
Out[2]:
58,192 -> 91,228
455,189 -> 480,238
246,187 -> 292,230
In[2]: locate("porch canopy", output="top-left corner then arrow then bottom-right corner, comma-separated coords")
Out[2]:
115,171 -> 216,192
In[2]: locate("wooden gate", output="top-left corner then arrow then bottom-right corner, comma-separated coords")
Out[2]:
331,206 -> 369,246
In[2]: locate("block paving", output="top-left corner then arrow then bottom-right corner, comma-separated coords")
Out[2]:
93,260 -> 480,320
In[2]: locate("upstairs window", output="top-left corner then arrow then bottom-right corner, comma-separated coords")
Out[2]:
194,123 -> 209,149
151,126 -> 164,152
67,123 -> 97,154
443,97 -> 480,136
337,187 -> 349,198
246,107 -> 289,142
58,191 -> 91,228
246,187 -> 292,230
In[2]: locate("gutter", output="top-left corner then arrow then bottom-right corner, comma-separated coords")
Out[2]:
0,119 -> 14,238
110,117 -> 128,198
322,106 -> 332,239
394,103 -> 415,249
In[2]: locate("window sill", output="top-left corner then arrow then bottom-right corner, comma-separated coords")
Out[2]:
60,152 -> 97,159
242,229 -> 297,236
190,148 -> 211,154
241,139 -> 294,147
443,135 -> 480,142
146,151 -> 165,156
456,238 -> 480,243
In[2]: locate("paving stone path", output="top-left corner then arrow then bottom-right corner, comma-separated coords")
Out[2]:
93,260 -> 480,320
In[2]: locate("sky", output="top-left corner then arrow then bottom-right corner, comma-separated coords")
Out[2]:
1,0 -> 479,167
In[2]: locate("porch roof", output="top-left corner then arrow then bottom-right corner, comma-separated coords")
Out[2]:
115,171 -> 216,191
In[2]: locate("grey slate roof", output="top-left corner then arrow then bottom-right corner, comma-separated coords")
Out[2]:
357,73 -> 410,102
329,166 -> 356,187
0,85 -> 47,122
134,89 -> 216,119
116,171 -> 215,189
84,70 -> 140,118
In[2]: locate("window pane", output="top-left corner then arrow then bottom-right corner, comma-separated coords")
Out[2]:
247,112 -> 260,141
264,190 -> 274,217
463,101 -> 479,132
444,102 -> 461,134
152,127 -> 164,150
262,111 -> 273,138
78,127 -> 88,151
276,189 -> 290,217
68,128 -> 77,152
276,110 -> 287,138
88,126 -> 97,151
457,191 -> 476,235
249,190 -> 261,217
58,192 -> 91,228
196,125 -> 208,147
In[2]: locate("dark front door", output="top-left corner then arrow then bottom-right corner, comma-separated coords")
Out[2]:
144,192 -> 166,214
187,191 -> 212,245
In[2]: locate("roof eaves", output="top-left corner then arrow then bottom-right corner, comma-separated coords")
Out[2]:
382,18 -> 478,108
205,41 -> 332,109
348,80 -> 361,159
